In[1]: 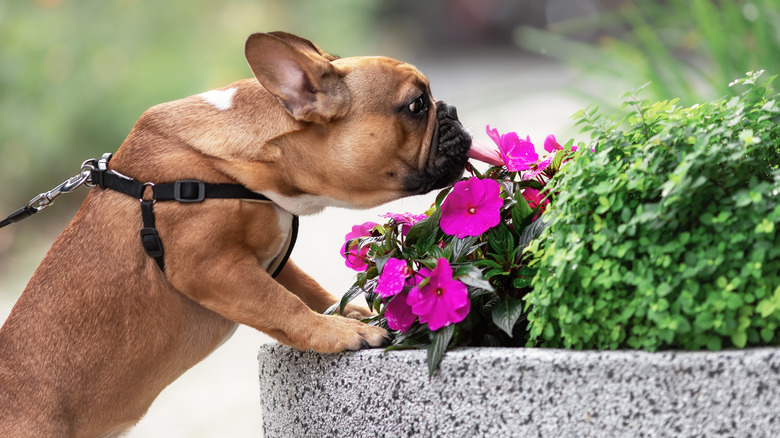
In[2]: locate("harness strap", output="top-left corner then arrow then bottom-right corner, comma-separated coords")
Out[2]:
139,200 -> 165,271
267,215 -> 299,278
92,170 -> 268,203
90,167 -> 298,277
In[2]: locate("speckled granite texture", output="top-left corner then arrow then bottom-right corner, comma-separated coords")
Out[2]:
257,344 -> 780,437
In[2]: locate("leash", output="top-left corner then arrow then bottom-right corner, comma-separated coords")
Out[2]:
0,159 -> 95,229
1,153 -> 298,277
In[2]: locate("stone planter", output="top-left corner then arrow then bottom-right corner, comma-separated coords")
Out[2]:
258,343 -> 780,437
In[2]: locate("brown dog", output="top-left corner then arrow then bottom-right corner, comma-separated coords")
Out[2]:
0,31 -> 470,437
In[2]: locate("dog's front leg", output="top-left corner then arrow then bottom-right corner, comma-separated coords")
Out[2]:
274,260 -> 374,319
166,252 -> 387,353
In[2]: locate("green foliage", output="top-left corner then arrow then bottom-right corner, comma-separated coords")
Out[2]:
516,0 -> 780,106
524,71 -> 780,351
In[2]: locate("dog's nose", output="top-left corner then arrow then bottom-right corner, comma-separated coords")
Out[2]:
446,105 -> 458,120
437,101 -> 459,121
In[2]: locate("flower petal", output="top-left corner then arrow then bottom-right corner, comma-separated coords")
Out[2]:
544,134 -> 562,153
375,258 -> 408,297
425,302 -> 449,331
500,133 -> 538,172
341,221 -> 378,271
486,125 -> 502,147
407,285 -> 436,316
385,292 -> 417,332
441,177 -> 503,237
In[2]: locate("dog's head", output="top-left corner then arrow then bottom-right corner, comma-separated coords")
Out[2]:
238,32 -> 470,215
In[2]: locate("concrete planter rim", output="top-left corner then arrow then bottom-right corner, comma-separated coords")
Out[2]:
258,343 -> 780,437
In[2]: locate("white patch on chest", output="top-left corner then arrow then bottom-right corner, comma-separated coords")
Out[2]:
261,191 -> 352,216
197,87 -> 237,111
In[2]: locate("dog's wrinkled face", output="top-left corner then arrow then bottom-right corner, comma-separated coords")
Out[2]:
405,100 -> 471,195
241,32 -> 471,214
313,56 -> 471,206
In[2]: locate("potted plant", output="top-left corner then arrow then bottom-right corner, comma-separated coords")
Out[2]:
258,71 -> 780,437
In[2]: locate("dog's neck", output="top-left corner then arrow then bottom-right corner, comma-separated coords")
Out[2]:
107,80 -> 294,190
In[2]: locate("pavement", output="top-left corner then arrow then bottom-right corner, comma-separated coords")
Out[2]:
0,50 -> 588,437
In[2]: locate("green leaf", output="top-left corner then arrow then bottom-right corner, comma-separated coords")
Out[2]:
405,209 -> 442,246
731,331 -> 747,349
513,276 -> 533,289
458,270 -> 495,292
488,222 -> 515,257
434,186 -> 453,208
518,217 -> 550,253
324,284 -> 363,316
512,188 -> 534,226
491,297 -> 525,337
427,324 -> 455,376
448,235 -> 480,262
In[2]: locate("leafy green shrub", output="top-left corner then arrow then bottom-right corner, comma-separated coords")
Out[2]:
525,71 -> 780,351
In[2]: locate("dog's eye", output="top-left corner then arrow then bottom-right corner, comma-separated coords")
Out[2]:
408,95 -> 427,115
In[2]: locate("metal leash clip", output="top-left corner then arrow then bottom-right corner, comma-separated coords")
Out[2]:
25,159 -> 98,213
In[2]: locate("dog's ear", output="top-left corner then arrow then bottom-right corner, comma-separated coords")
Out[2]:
245,32 -> 350,124
266,31 -> 340,62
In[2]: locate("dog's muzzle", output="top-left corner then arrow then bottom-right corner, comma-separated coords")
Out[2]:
405,101 -> 471,194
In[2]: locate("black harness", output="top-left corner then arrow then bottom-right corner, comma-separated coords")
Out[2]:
1,154 -> 298,278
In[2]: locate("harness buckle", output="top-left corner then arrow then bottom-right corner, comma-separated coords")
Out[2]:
140,227 -> 164,258
173,180 -> 206,202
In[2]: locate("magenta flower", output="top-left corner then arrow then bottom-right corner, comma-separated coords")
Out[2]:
406,259 -> 470,331
376,258 -> 414,298
466,138 -> 503,166
523,188 -> 549,211
379,260 -> 423,332
440,177 -> 503,238
522,157 -> 553,181
341,221 -> 378,271
381,212 -> 427,225
385,291 -> 417,332
486,125 -> 538,172
544,134 -> 563,153
381,212 -> 427,236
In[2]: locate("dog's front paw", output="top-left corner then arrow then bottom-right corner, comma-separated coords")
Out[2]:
341,302 -> 375,320
297,314 -> 389,353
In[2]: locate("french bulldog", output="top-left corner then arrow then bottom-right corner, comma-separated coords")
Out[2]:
0,31 -> 471,437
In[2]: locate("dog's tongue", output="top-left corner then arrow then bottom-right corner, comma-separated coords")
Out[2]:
467,139 -> 504,166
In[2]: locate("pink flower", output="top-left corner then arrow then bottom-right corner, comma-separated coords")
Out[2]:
379,260 -> 423,332
466,139 -> 503,166
381,212 -> 427,236
376,258 -> 414,298
487,126 -> 539,172
406,259 -> 470,331
521,157 -> 553,181
385,291 -> 417,332
544,134 -> 563,153
440,177 -> 503,238
341,221 -> 378,271
523,188 -> 549,211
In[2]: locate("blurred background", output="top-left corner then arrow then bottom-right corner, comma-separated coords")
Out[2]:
1,0 -> 777,436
